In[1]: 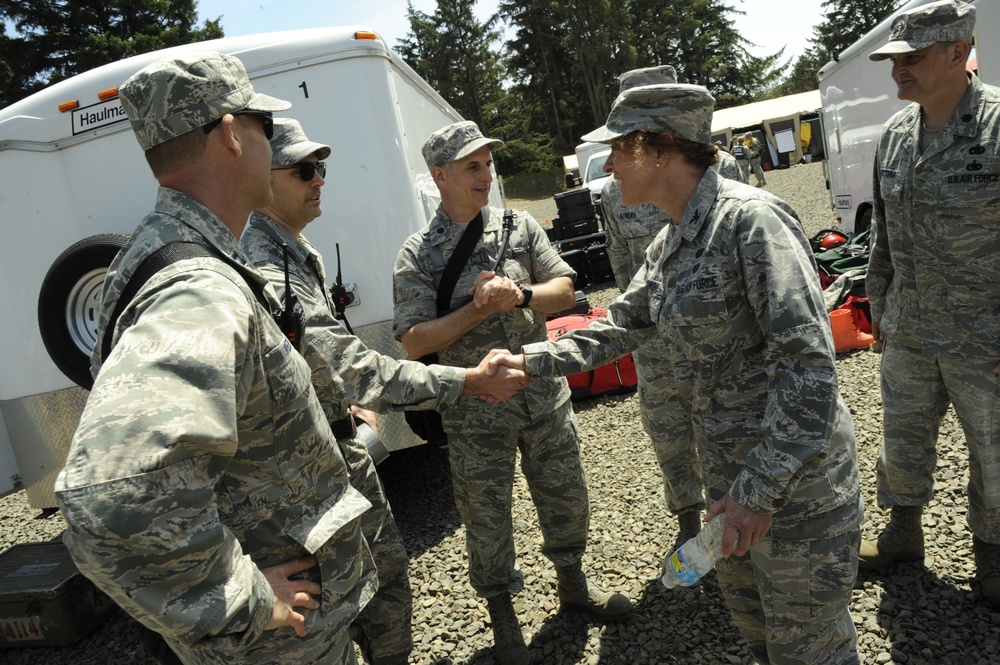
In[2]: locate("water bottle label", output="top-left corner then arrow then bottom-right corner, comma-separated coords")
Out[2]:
668,549 -> 702,586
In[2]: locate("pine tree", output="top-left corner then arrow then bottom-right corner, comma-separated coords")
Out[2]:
397,0 -> 506,137
628,0 -> 784,108
776,0 -> 901,95
0,0 -> 223,108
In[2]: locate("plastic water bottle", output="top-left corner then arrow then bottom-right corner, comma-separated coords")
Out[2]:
660,515 -> 726,589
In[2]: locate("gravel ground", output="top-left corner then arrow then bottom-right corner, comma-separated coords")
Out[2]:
3,161 -> 999,664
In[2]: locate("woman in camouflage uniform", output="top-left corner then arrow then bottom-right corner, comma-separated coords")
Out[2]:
492,82 -> 863,665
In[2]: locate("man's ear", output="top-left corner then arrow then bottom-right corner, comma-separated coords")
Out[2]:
432,165 -> 447,185
952,40 -> 972,67
217,114 -> 242,154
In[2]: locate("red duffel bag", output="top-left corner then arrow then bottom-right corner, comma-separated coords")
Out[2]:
545,308 -> 638,401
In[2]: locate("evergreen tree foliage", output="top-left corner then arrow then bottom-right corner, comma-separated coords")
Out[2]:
398,0 -> 505,135
0,0 -> 223,108
776,0 -> 901,95
397,0 -> 793,173
629,0 -> 783,107
398,0 -> 555,174
813,0 -> 901,62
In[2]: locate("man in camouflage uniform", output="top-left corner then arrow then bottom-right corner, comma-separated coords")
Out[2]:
861,0 -> 1000,608
392,121 -> 632,665
490,83 -> 863,664
241,119 -> 415,665
600,65 -> 746,554
745,132 -> 767,186
52,54 -> 526,665
241,119 -> 529,663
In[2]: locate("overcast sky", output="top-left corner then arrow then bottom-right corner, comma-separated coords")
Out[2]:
195,0 -> 825,64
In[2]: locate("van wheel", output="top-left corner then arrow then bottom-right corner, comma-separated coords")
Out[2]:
38,234 -> 130,390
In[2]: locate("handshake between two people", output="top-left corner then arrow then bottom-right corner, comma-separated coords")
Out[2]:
457,270 -> 534,403
463,349 -> 529,404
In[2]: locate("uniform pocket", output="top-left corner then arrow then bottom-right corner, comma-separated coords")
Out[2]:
284,484 -> 372,611
262,337 -> 311,407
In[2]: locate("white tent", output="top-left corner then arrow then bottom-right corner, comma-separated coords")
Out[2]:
711,90 -> 821,167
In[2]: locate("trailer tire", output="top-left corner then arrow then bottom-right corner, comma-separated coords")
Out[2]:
38,234 -> 130,390
857,208 -> 872,236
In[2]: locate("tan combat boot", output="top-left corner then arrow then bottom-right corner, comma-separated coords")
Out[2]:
973,536 -> 1000,609
554,562 -> 633,620
485,593 -> 531,665
859,505 -> 924,570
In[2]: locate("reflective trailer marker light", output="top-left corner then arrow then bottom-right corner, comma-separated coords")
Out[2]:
97,87 -> 119,101
58,100 -> 80,113
354,31 -> 378,41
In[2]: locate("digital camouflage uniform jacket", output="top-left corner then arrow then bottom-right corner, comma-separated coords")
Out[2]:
602,151 -> 747,292
524,170 -> 863,539
393,205 -> 574,434
54,188 -> 377,664
869,73 -> 1000,359
241,212 -> 467,423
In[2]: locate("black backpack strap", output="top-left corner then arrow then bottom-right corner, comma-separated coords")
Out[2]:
101,242 -> 270,361
435,210 -> 485,314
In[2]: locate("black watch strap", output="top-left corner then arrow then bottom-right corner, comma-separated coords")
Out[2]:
516,283 -> 533,308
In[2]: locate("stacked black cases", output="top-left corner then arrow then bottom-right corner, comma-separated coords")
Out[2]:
553,188 -> 599,287
586,241 -> 614,284
553,188 -> 599,240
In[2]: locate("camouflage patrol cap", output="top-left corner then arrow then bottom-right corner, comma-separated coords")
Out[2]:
269,118 -> 331,165
869,0 -> 975,61
119,51 -> 291,150
617,65 -> 678,93
422,120 -> 504,169
582,83 -> 715,145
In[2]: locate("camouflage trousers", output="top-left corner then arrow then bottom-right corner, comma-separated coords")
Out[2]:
749,157 -> 765,184
878,338 -> 1000,542
447,399 -> 590,597
736,159 -> 750,181
715,529 -> 861,665
166,615 -> 358,665
339,434 -> 413,663
633,343 -> 705,515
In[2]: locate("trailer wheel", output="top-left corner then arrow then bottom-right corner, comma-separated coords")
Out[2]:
856,208 -> 872,236
38,234 -> 130,390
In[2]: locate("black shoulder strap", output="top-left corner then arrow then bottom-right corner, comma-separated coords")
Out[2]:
435,211 -> 485,314
100,242 -> 270,360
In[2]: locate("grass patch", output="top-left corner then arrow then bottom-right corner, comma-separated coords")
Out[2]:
501,168 -> 565,200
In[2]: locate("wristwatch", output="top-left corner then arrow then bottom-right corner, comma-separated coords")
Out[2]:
516,283 -> 533,308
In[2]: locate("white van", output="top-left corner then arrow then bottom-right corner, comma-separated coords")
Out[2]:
818,0 -> 1000,234
0,27 -> 501,508
574,141 -> 611,203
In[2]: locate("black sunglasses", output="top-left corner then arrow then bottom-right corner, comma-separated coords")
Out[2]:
202,110 -> 274,140
271,161 -> 327,181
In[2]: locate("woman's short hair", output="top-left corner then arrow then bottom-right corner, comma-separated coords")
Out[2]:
614,131 -> 719,170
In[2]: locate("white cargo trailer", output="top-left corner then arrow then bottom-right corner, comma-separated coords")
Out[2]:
0,27 -> 501,508
817,0 -> 1000,234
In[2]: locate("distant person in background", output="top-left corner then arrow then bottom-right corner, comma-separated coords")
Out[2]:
860,0 -> 1000,609
600,65 -> 746,553
745,132 -> 767,186
729,135 -> 750,180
